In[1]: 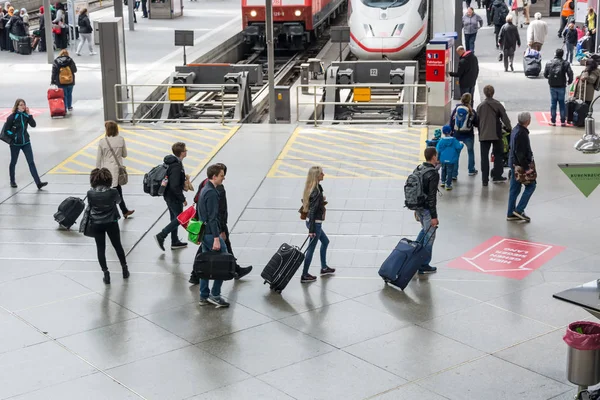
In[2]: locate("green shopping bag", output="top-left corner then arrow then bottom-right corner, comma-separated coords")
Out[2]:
186,218 -> 205,245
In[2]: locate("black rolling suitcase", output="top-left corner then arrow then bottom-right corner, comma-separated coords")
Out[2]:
16,37 -> 31,55
261,237 -> 309,293
54,197 -> 85,229
193,249 -> 236,281
569,79 -> 590,127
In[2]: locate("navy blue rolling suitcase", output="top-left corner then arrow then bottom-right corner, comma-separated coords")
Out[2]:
378,227 -> 435,290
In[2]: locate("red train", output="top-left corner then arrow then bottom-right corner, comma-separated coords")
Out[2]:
242,0 -> 346,50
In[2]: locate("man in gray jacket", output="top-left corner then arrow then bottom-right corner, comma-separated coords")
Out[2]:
499,15 -> 521,72
476,85 -> 512,186
463,7 -> 484,52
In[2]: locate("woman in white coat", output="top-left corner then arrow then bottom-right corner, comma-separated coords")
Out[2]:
96,121 -> 135,218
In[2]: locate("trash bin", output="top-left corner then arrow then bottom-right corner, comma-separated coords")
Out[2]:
564,321 -> 600,386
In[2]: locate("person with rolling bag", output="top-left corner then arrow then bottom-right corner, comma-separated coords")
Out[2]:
523,47 -> 542,77
194,163 -> 232,308
379,148 -> 439,290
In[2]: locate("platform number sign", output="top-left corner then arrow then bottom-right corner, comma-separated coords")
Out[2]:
370,69 -> 378,77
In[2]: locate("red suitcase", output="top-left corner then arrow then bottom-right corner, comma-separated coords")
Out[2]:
48,88 -> 66,118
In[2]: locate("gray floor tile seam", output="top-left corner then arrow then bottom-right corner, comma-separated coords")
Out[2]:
247,376 -> 301,400
364,381 -> 453,400
10,291 -> 98,315
0,305 -> 150,400
0,184 -> 44,205
549,389 -> 580,400
179,376 -> 300,400
481,294 -> 570,330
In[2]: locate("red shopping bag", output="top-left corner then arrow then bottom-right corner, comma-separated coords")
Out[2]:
177,205 -> 196,229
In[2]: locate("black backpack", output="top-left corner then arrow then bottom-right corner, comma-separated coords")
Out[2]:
548,61 -> 565,87
143,164 -> 168,196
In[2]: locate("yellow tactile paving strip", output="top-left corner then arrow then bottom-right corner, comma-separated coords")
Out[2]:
49,124 -> 239,177
268,126 -> 428,179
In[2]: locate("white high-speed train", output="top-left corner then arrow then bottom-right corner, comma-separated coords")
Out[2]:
348,0 -> 429,60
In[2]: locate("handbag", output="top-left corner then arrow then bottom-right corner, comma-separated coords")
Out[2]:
298,200 -> 307,220
193,251 -> 236,281
78,206 -> 95,237
514,161 -> 537,185
105,138 -> 128,186
52,25 -> 61,34
177,205 -> 196,229
186,218 -> 205,245
183,174 -> 194,192
0,121 -> 14,145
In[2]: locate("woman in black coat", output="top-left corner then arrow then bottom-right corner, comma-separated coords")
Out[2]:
86,167 -> 129,284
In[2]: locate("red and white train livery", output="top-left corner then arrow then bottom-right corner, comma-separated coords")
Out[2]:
242,0 -> 346,50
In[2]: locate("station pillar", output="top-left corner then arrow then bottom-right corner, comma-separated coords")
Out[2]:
98,18 -> 128,122
426,38 -> 452,125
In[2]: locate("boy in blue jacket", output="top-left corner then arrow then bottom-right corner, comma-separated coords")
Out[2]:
436,125 -> 464,190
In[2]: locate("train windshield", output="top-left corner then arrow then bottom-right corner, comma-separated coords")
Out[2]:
360,0 -> 409,8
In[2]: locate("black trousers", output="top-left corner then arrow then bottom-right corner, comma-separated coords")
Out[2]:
93,222 -> 127,271
480,139 -> 504,182
115,185 -> 129,215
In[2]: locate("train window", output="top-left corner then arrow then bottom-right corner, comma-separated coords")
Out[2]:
360,0 -> 409,9
417,0 -> 427,19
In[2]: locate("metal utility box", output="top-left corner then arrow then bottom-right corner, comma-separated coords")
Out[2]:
274,86 -> 291,122
93,20 -> 100,44
149,0 -> 183,19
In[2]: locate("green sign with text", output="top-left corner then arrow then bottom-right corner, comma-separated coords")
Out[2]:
558,163 -> 600,197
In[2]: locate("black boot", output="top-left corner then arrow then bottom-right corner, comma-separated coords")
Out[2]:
189,271 -> 199,285
122,266 -> 130,279
103,270 -> 111,284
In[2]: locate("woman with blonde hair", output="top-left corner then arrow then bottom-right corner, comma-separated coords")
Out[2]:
449,92 -> 479,179
51,48 -> 77,111
96,121 -> 134,218
300,166 -> 335,283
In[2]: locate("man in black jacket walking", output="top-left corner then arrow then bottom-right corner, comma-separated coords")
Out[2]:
197,164 -> 229,308
543,48 -> 573,126
499,15 -> 521,72
189,163 -> 252,284
415,147 -> 440,275
507,112 -> 536,222
449,46 -> 479,99
155,142 -> 188,251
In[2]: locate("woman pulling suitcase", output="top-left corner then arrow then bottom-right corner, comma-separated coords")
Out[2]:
300,166 -> 335,283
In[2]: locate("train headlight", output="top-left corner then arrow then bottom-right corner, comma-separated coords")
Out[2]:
294,9 -> 301,16
250,10 -> 257,17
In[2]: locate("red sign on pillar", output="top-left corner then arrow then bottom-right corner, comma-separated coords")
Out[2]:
447,236 -> 566,279
425,49 -> 446,82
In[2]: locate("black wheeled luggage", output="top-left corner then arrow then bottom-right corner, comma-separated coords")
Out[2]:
54,197 -> 85,229
193,249 -> 236,281
573,101 -> 590,127
261,237 -> 309,293
16,37 -> 32,55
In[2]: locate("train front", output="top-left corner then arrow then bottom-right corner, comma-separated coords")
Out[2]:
348,0 -> 428,60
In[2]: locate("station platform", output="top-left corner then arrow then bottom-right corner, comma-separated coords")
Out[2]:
0,1 -> 600,399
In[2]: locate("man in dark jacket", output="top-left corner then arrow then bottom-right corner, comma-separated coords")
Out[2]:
449,46 -> 479,98
499,15 -> 521,72
197,164 -> 229,308
189,163 -> 252,284
543,48 -> 573,126
476,85 -> 512,186
507,112 -> 535,222
155,142 -> 188,251
490,0 -> 510,47
414,147 -> 439,275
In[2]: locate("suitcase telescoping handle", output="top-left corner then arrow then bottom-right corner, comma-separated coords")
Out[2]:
299,235 -> 311,253
419,225 -> 438,248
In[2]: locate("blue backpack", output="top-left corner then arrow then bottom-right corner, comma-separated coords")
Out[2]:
453,105 -> 473,132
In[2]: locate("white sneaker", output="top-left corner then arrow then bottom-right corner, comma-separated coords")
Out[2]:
89,52 -> 97,55
76,52 -> 81,56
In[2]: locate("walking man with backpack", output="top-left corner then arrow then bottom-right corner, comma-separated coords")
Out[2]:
490,0 -> 510,48
404,147 -> 439,275
154,142 -> 189,251
543,48 -> 573,126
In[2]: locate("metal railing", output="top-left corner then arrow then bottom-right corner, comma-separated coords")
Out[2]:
113,83 -> 243,125
296,83 -> 428,126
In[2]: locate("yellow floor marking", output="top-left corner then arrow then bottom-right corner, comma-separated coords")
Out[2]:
363,127 -> 423,138
297,135 -> 419,162
132,126 -> 215,150
272,169 -> 300,178
305,131 -> 421,160
78,152 -> 98,161
121,136 -> 205,161
186,125 -> 240,177
316,126 -> 422,144
125,148 -> 165,161
284,159 -> 371,178
266,126 -> 303,178
68,158 -> 97,170
286,148 -> 405,178
121,156 -> 156,168
163,126 -> 223,142
293,140 -> 414,173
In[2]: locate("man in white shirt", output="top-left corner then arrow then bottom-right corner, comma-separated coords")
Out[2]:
527,12 -> 548,51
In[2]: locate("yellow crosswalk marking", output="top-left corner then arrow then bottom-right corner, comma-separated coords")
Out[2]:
132,126 -> 215,150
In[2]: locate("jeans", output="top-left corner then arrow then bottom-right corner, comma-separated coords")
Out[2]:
480,140 -> 504,182
550,87 -> 566,124
59,85 -> 74,109
9,143 -> 41,185
160,199 -> 183,244
558,16 -> 568,37
415,209 -> 436,268
508,167 -> 536,215
441,163 -> 457,187
454,136 -> 476,178
503,47 -> 515,71
565,43 -> 575,64
115,185 -> 129,215
142,0 -> 148,17
199,234 -> 226,299
302,221 -> 329,275
93,221 -> 127,271
76,33 -> 94,54
464,33 -> 477,52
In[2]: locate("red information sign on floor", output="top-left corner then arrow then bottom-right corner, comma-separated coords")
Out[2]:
447,236 -> 565,279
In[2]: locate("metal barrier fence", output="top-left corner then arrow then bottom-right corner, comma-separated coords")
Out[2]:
113,83 -> 242,124
295,83 -> 428,126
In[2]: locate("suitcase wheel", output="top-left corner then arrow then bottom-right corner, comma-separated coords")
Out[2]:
275,289 -> 282,294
